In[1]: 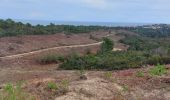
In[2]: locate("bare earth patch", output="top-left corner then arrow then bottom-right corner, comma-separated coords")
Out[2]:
5,66 -> 168,100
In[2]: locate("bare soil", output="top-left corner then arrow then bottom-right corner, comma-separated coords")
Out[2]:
0,33 -> 96,57
0,30 -> 128,57
0,66 -> 169,100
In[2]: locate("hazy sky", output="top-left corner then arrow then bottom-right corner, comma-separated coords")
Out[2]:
0,0 -> 170,23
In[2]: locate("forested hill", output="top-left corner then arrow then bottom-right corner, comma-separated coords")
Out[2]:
127,24 -> 170,37
1,19 -> 170,38
0,19 -> 110,37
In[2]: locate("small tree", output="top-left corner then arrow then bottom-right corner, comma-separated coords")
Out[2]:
100,38 -> 114,54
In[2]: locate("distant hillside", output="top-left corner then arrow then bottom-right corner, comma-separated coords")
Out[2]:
0,19 -> 111,37
127,24 -> 170,37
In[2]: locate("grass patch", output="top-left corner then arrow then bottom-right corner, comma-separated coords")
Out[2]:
46,80 -> 69,95
0,82 -> 35,100
104,72 -> 113,80
47,82 -> 58,90
136,71 -> 144,77
149,64 -> 167,76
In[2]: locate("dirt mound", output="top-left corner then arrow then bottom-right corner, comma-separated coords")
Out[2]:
56,78 -> 118,100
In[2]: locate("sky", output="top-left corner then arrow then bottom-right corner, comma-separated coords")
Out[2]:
0,0 -> 170,23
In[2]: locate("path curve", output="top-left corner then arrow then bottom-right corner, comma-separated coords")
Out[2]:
0,42 -> 102,59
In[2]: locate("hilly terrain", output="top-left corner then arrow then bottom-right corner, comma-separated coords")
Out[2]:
0,19 -> 169,100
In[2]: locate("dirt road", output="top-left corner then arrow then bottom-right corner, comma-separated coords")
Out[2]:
0,42 -> 102,59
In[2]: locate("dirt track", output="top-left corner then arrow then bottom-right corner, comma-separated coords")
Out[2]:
0,42 -> 102,59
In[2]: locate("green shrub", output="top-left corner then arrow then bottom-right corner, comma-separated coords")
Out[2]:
147,55 -> 162,65
160,57 -> 170,64
100,38 -> 114,54
104,72 -> 112,79
149,64 -> 167,76
136,71 -> 144,77
147,56 -> 170,65
60,51 -> 147,70
46,80 -> 69,95
59,46 -> 170,70
39,54 -> 64,64
47,82 -> 58,90
0,82 -> 35,100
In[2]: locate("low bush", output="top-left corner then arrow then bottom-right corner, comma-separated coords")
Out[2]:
60,51 -> 147,70
149,64 -> 167,76
46,80 -> 69,95
0,82 -> 35,100
147,56 -> 170,65
39,54 -> 65,64
47,82 -> 58,90
147,55 -> 162,65
104,72 -> 112,79
136,71 -> 144,77
38,37 -> 170,71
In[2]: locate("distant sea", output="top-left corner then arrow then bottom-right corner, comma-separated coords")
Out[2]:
15,19 -> 152,27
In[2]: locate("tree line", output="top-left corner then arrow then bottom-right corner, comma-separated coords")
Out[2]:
0,19 -> 111,37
